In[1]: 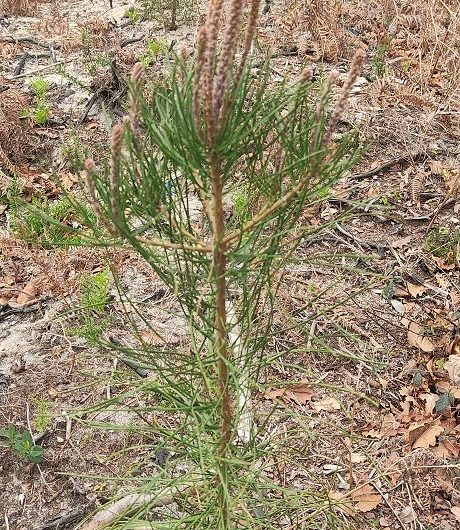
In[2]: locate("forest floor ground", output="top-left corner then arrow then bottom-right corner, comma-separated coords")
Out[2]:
1,0 -> 460,529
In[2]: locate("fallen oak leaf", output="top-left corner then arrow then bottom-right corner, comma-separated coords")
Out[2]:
328,490 -> 355,516
406,282 -> 427,297
263,383 -> 315,405
15,281 -> 38,306
444,354 -> 460,384
443,440 -> 460,458
311,396 -> 341,412
433,440 -> 460,459
401,318 -> 435,352
355,494 -> 382,513
351,484 -> 382,513
451,506 -> 460,522
404,421 -> 444,449
392,235 -> 412,249
361,413 -> 401,438
432,255 -> 456,271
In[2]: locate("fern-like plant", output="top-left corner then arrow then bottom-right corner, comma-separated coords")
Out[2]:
66,1 -> 366,528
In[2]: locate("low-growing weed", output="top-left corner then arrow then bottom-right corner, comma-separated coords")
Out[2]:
424,226 -> 460,258
62,127 -> 90,173
22,77 -> 52,125
0,425 -> 43,464
124,6 -> 141,22
138,39 -> 169,67
139,0 -> 198,30
9,196 -> 95,248
68,268 -> 111,345
31,397 -> 52,432
81,28 -> 108,77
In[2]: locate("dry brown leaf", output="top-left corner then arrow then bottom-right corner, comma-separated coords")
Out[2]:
451,290 -> 460,305
432,441 -> 453,459
433,440 -> 460,459
140,330 -> 180,347
406,282 -> 427,297
352,484 -> 382,513
311,396 -> 341,412
394,286 -> 410,298
443,440 -> 460,458
444,354 -> 460,384
390,299 -> 405,315
405,421 -> 443,448
381,413 -> 401,435
446,174 -> 460,196
60,171 -> 79,191
399,506 -> 416,524
363,413 -> 401,438
432,256 -> 456,271
420,392 -> 439,414
1,275 -> 15,286
435,274 -> 448,290
451,506 -> 460,522
16,281 -> 37,306
401,318 -> 435,352
392,235 -> 411,249
328,490 -> 355,516
264,383 -> 315,405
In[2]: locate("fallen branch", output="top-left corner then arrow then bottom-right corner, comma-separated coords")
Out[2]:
120,35 -> 145,48
3,36 -> 60,50
14,52 -> 52,76
14,52 -> 29,76
10,61 -> 64,80
79,92 -> 99,124
350,151 -> 431,180
37,506 -> 88,530
80,486 -> 190,530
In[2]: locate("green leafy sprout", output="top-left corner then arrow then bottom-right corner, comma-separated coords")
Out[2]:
23,76 -> 52,125
67,267 -> 111,345
0,425 -> 43,464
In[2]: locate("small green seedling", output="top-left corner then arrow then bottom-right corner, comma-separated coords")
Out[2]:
138,39 -> 169,67
23,76 -> 52,125
424,226 -> 460,258
10,196 -> 94,248
370,42 -> 391,79
125,6 -> 141,22
31,397 -> 52,432
0,425 -> 43,464
68,267 -> 111,345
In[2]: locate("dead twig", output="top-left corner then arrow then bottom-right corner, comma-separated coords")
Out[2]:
3,36 -> 60,49
350,151 -> 433,181
14,52 -> 29,76
10,61 -> 64,80
37,506 -> 88,530
120,35 -> 145,48
335,223 -> 389,252
372,482 -> 408,530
